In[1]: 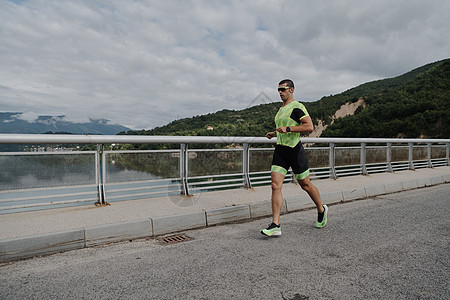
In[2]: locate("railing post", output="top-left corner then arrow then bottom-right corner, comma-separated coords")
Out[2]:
387,142 -> 393,173
242,143 -> 252,189
408,142 -> 415,170
427,143 -> 432,168
446,143 -> 450,166
102,145 -> 107,204
180,143 -> 190,196
95,144 -> 106,205
361,142 -> 367,175
329,142 -> 336,179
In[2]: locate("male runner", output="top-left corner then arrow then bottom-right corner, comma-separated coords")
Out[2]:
261,79 -> 328,236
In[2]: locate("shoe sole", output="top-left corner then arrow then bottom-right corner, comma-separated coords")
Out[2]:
261,230 -> 281,237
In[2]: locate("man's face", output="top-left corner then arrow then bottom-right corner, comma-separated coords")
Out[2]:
278,83 -> 292,101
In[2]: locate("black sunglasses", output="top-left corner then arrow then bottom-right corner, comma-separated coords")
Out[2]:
278,87 -> 290,92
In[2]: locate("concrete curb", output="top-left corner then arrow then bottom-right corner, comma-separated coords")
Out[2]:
152,211 -> 206,236
0,230 -> 85,263
342,187 -> 367,202
206,205 -> 251,226
364,184 -> 386,197
85,219 -> 152,247
1,174 -> 449,263
285,195 -> 311,212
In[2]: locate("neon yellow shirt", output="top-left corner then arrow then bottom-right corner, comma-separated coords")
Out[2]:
275,100 -> 309,147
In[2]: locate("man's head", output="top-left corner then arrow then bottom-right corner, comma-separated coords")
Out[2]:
278,79 -> 294,89
278,79 -> 294,102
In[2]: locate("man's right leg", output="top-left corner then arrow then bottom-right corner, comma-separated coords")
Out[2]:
261,171 -> 285,237
271,171 -> 285,225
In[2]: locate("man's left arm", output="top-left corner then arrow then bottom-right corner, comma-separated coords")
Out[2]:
276,116 -> 314,133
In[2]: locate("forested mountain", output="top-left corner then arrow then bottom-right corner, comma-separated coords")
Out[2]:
319,59 -> 449,138
120,59 -> 449,148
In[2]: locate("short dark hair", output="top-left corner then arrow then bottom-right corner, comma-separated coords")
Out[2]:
279,79 -> 294,89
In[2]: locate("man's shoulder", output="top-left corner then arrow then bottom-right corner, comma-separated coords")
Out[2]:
292,100 -> 307,110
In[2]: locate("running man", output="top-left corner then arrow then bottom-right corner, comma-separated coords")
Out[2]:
261,79 -> 328,236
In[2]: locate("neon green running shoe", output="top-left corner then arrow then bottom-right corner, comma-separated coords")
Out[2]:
261,222 -> 281,236
316,205 -> 328,228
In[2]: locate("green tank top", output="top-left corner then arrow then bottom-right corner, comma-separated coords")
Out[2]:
274,100 -> 309,147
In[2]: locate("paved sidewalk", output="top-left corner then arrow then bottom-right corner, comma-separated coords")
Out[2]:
1,167 -> 449,262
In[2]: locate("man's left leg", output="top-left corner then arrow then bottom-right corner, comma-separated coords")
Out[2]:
298,175 -> 328,228
298,175 -> 322,211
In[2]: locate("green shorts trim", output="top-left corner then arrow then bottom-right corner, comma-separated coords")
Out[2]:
271,165 -> 310,180
295,169 -> 310,180
271,165 -> 288,176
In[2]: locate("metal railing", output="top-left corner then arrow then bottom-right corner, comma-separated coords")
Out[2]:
0,134 -> 449,213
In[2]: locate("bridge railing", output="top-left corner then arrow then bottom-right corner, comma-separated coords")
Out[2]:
0,134 -> 449,213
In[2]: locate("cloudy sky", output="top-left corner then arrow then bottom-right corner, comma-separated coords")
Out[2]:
1,0 -> 449,130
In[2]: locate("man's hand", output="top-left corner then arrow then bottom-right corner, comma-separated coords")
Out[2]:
265,131 -> 276,139
276,127 -> 288,134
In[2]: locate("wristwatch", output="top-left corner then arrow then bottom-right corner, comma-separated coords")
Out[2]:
286,127 -> 291,132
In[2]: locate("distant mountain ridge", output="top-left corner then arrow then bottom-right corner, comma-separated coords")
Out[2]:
0,113 -> 131,135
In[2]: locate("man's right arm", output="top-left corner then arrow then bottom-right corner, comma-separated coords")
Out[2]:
266,131 -> 276,139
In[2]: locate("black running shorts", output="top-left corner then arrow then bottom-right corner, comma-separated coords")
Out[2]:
271,142 -> 310,180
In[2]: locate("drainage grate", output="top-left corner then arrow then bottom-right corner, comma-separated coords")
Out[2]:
157,234 -> 191,245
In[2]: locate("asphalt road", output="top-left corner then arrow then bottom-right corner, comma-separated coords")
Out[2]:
1,184 -> 449,300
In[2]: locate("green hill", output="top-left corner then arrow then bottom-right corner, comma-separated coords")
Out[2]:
319,59 -> 449,138
120,59 -> 449,148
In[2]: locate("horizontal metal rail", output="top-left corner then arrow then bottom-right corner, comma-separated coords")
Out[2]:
1,134 -> 449,145
0,190 -> 97,203
1,198 -> 98,211
0,151 -> 97,155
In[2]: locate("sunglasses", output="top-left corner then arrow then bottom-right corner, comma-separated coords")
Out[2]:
278,86 -> 290,92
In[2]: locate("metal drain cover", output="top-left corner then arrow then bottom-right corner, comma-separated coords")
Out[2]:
157,234 -> 191,245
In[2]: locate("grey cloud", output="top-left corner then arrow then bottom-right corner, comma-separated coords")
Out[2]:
0,0 -> 448,130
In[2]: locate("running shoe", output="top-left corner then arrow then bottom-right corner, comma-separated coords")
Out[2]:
261,222 -> 281,236
316,205 -> 328,228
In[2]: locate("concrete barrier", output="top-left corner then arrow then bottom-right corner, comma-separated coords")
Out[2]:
321,190 -> 344,204
0,230 -> 84,262
249,201 -> 274,218
384,182 -> 403,194
85,219 -> 152,247
152,212 -> 206,236
402,179 -> 419,191
364,184 -> 386,197
443,173 -> 450,183
417,177 -> 432,188
249,199 -> 290,218
430,176 -> 444,185
206,205 -> 251,226
342,187 -> 367,202
285,195 -> 313,212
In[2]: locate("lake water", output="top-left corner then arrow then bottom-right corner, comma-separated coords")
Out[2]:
0,153 -> 175,213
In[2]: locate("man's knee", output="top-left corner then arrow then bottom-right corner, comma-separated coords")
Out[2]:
271,181 -> 283,191
271,171 -> 285,191
298,179 -> 313,191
